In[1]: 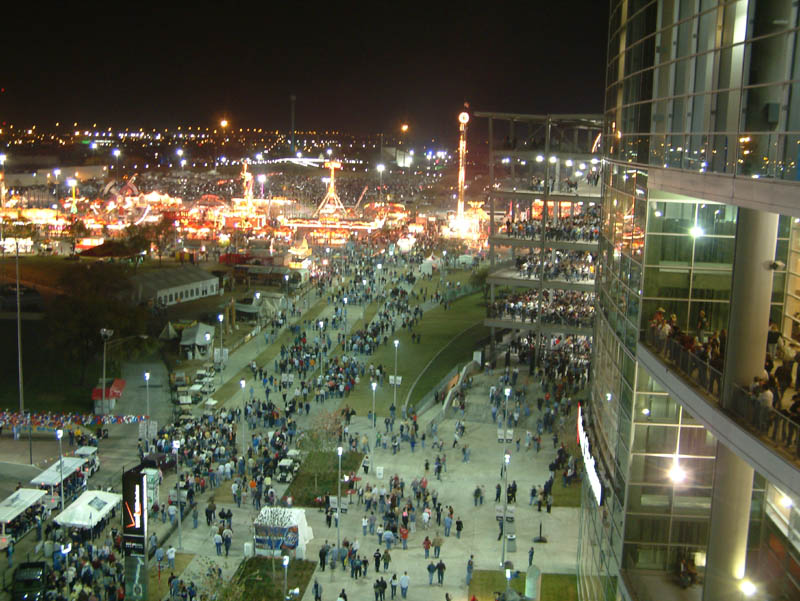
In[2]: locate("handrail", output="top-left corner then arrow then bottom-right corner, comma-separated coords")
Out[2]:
641,325 -> 800,459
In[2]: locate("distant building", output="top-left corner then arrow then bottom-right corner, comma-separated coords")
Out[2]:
130,265 -> 219,307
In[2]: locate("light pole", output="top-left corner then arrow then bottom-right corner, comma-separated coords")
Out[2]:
217,313 -> 224,380
173,440 -> 183,549
144,371 -> 151,415
240,378 -> 246,454
100,328 -> 114,414
204,332 -> 211,357
257,173 -> 266,199
500,451 -> 510,568
371,381 -> 377,432
282,555 -> 289,599
377,164 -> 385,202
112,148 -> 120,170
393,340 -> 399,411
284,273 -> 290,297
319,320 -> 325,376
336,446 -> 343,552
56,429 -> 64,512
343,297 -> 348,335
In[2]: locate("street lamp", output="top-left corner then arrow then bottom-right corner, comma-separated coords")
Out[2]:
144,371 -> 150,417
282,555 -> 290,599
55,429 -> 64,512
112,149 -> 120,170
240,379 -> 247,453
371,381 -> 378,432
376,164 -> 385,202
284,273 -> 290,296
100,328 -> 114,414
501,451 -> 511,567
257,173 -> 266,198
740,579 -> 756,597
343,297 -> 348,335
204,332 -> 211,356
336,446 -> 343,552
217,313 -> 224,367
393,339 -> 399,411
66,178 -> 77,204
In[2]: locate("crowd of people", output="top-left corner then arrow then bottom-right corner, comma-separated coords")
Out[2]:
488,290 -> 595,328
513,250 -> 596,282
501,204 -> 601,242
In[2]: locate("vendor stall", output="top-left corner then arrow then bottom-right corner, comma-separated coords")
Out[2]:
0,488 -> 47,550
54,490 -> 122,539
253,507 -> 313,559
30,457 -> 88,509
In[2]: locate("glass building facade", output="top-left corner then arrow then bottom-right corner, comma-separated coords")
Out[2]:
579,2 -> 800,601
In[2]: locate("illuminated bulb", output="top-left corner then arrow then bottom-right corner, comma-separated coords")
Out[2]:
668,461 -> 686,483
654,210 -> 663,217
641,408 -> 650,416
690,225 -> 704,238
739,580 -> 756,597
780,495 -> 793,508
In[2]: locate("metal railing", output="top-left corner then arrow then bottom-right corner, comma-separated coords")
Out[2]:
642,326 -> 800,459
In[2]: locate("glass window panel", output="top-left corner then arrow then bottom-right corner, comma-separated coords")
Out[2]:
635,392 -> 679,423
645,234 -> 693,265
678,457 -> 715,487
697,205 -> 737,236
679,426 -> 716,456
690,271 -> 732,300
625,515 -> 671,544
693,238 -> 735,266
623,543 -> 669,570
643,298 -> 689,331
648,201 -> 695,233
671,518 -> 710,546
689,301 -> 729,335
644,267 -> 690,297
626,484 -> 673,513
673,486 -> 713,516
632,423 -> 678,453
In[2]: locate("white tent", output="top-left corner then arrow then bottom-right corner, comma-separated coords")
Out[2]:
54,490 -> 122,530
253,507 -> 313,559
180,323 -> 215,349
31,458 -> 87,487
0,489 -> 46,525
159,321 -> 179,341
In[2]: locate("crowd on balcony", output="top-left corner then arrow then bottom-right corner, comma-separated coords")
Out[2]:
501,206 -> 600,242
513,250 -> 596,282
488,290 -> 595,328
646,310 -> 800,452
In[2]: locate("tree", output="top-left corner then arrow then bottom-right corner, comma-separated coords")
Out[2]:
469,265 -> 491,301
46,262 -> 150,385
296,409 -> 342,492
64,219 -> 89,255
146,217 -> 175,265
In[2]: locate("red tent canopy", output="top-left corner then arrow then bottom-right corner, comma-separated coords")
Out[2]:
91,378 -> 126,401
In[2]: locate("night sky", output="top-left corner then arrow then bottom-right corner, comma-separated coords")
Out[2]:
2,3 -> 609,140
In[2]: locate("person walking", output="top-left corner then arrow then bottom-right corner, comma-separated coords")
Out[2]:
390,574 -> 398,600
455,517 -> 463,539
213,532 -> 223,556
382,549 -> 391,572
528,546 -> 535,567
373,548 -> 382,574
422,536 -> 431,558
223,526 -> 233,556
436,559 -> 446,585
466,555 -> 474,586
399,572 -> 409,599
432,533 -> 443,558
312,579 -> 323,601
166,545 -> 176,569
427,561 -> 436,585
192,506 -> 199,529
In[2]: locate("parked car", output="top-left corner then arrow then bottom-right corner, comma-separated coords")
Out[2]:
11,562 -> 52,601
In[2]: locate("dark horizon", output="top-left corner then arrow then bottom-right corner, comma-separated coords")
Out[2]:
1,4 -> 609,141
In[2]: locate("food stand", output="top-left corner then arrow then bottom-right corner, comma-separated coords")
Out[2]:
253,507 -> 313,559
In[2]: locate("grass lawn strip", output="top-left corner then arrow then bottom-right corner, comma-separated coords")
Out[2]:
148,552 -> 194,601
468,570 -> 578,600
236,557 -> 317,601
285,451 -> 364,506
340,292 -> 485,418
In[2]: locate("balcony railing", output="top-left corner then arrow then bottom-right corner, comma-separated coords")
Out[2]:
641,325 -> 800,460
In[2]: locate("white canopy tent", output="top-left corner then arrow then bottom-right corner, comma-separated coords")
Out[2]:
0,489 -> 46,525
31,457 -> 87,487
253,507 -> 314,559
179,323 -> 216,358
54,490 -> 122,530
